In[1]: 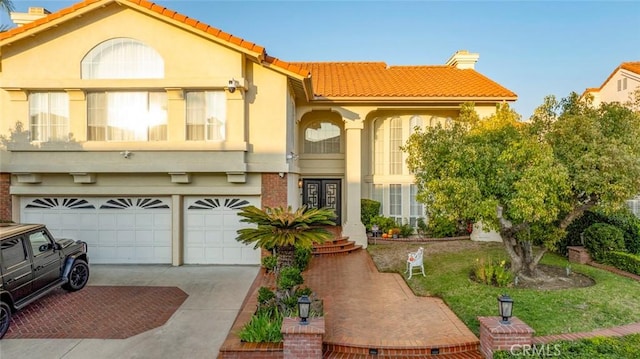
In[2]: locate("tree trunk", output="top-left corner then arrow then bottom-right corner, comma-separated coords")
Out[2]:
498,216 -> 545,279
276,244 -> 296,270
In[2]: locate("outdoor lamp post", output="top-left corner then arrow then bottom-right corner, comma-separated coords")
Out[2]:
497,294 -> 514,324
297,295 -> 311,325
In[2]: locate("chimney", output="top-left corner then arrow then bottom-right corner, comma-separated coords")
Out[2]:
10,7 -> 51,27
445,50 -> 480,70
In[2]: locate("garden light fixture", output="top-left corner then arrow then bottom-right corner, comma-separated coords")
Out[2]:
297,295 -> 311,325
497,294 -> 513,324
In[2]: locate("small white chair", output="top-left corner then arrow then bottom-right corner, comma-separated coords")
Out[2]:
405,247 -> 425,279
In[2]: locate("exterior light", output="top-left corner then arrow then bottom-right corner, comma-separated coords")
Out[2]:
497,294 -> 513,324
298,179 -> 303,188
297,295 -> 311,325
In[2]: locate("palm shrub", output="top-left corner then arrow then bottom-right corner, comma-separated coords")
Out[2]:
236,205 -> 336,270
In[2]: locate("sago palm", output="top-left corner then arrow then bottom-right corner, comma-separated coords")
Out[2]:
0,0 -> 14,32
236,205 -> 336,269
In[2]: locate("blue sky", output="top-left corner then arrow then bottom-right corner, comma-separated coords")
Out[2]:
2,0 -> 639,119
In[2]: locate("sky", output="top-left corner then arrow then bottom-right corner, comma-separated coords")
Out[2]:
1,0 -> 639,119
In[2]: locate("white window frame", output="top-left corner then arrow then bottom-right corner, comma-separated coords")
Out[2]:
185,91 -> 227,141
87,91 -> 167,141
28,92 -> 70,142
81,38 -> 164,79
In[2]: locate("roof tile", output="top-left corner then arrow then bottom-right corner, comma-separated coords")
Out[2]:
290,62 -> 516,98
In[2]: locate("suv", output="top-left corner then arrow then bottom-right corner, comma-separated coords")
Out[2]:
0,223 -> 89,339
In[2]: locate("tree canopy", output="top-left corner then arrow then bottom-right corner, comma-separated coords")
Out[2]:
403,95 -> 640,277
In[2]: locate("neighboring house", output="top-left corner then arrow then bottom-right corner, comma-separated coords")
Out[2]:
0,0 -> 516,265
583,61 -> 640,108
583,61 -> 640,217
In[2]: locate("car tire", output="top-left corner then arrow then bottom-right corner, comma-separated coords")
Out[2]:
62,260 -> 90,292
0,301 -> 11,339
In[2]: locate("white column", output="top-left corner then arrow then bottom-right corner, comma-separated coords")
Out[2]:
342,119 -> 367,248
171,194 -> 183,266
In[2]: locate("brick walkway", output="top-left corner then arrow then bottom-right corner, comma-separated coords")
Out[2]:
5,286 -> 188,339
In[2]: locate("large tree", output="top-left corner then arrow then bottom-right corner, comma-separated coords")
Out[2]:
0,0 -> 14,31
403,96 -> 640,278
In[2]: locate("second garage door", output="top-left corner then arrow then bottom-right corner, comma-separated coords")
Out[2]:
184,196 -> 260,264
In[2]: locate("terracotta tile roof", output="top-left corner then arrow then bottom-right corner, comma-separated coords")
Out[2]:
0,0 -> 265,55
264,55 -> 311,78
289,62 -> 517,98
621,62 -> 640,75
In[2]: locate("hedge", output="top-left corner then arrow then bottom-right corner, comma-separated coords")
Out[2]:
605,251 -> 640,276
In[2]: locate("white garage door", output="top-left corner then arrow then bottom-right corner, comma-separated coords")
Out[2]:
21,197 -> 172,264
184,197 -> 260,264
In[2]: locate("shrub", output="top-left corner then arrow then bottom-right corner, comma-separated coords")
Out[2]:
261,255 -> 277,272
277,266 -> 304,291
583,223 -> 626,262
399,220 -> 414,237
294,246 -> 312,272
473,258 -> 513,287
371,215 -> 398,234
561,208 -> 640,256
238,308 -> 283,343
427,216 -> 458,238
605,251 -> 640,276
257,286 -> 275,304
416,217 -> 428,235
361,199 -> 381,231
494,334 -> 640,358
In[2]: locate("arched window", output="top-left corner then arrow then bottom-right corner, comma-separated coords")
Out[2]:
409,115 -> 423,131
303,120 -> 342,154
81,38 -> 164,79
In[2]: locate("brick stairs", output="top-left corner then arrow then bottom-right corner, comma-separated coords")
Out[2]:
312,226 -> 362,256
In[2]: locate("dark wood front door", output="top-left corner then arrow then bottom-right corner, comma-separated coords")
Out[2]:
302,179 -> 341,225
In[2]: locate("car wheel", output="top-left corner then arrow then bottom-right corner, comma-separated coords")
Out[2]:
62,260 -> 90,292
0,301 -> 11,339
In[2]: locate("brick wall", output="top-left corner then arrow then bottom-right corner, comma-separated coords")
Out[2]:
261,173 -> 288,209
281,317 -> 325,359
0,173 -> 11,221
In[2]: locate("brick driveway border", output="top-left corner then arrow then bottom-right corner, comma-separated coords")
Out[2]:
5,286 -> 188,339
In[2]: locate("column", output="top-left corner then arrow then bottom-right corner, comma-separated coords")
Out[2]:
478,316 -> 535,359
342,119 -> 367,248
281,317 -> 325,359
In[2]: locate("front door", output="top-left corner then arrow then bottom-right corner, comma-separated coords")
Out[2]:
302,179 -> 341,225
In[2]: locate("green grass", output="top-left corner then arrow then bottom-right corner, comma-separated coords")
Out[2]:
368,241 -> 640,336
494,334 -> 640,359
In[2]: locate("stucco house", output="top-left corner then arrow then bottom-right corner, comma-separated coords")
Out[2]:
0,0 -> 516,265
583,61 -> 640,108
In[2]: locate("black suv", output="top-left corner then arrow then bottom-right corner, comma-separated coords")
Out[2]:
0,223 -> 89,338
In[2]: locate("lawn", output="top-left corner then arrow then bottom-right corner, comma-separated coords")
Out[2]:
367,240 -> 640,336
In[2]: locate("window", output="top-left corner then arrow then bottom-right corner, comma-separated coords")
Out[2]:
29,92 -> 69,142
389,184 -> 402,222
372,184 -> 384,215
409,115 -> 423,132
389,117 -> 403,175
410,184 -> 424,227
623,78 -> 628,90
28,231 -> 52,256
373,119 -> 385,174
303,121 -> 341,153
82,38 -> 164,79
1,237 -> 28,268
87,92 -> 167,141
186,91 -> 226,141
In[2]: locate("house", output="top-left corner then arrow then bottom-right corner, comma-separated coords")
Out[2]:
583,61 -> 640,216
0,0 -> 516,265
583,61 -> 640,108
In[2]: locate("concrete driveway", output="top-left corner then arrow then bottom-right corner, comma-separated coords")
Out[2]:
0,264 -> 259,359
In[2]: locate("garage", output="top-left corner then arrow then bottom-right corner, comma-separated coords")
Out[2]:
184,196 -> 260,264
20,197 -> 172,264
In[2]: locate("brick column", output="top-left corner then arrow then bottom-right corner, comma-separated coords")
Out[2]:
281,317 -> 324,359
567,246 -> 591,264
0,173 -> 11,221
478,316 -> 534,359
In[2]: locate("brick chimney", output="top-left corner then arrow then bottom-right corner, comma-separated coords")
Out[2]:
10,7 -> 51,27
445,50 -> 480,70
